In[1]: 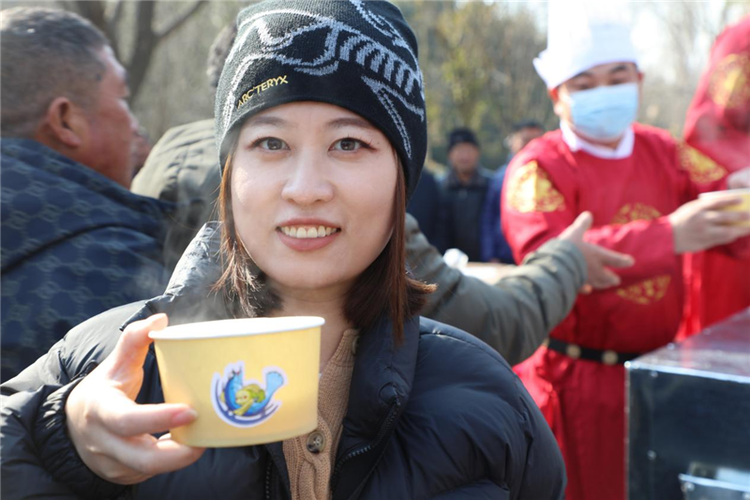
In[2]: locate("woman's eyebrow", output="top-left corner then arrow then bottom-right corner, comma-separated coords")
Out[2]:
327,117 -> 376,131
245,115 -> 289,127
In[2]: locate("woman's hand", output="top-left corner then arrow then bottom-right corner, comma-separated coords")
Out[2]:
558,211 -> 635,293
65,314 -> 205,485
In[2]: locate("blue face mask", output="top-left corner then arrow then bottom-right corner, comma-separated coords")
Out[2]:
565,83 -> 639,142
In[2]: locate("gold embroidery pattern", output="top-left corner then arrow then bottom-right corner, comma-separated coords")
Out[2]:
616,275 -> 672,305
610,204 -> 672,305
611,203 -> 662,225
677,142 -> 727,184
708,54 -> 750,110
506,161 -> 566,213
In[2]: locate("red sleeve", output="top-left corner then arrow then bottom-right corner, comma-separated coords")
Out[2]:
501,153 -> 576,261
672,139 -> 750,259
581,217 -> 676,280
501,152 -> 678,286
675,140 -> 729,199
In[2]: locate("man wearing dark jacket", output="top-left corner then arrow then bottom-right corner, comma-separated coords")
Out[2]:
0,8 -> 173,380
406,170 -> 447,252
481,120 -> 545,264
440,127 -> 493,262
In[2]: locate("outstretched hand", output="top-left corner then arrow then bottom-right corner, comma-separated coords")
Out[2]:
669,195 -> 750,254
558,212 -> 635,294
65,314 -> 205,485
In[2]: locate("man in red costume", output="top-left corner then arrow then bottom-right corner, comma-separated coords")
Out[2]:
501,13 -> 750,500
680,16 -> 750,338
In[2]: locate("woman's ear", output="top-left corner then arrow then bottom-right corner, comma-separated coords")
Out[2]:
38,97 -> 88,149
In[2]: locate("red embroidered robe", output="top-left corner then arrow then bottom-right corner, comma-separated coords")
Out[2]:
501,123 -> 727,500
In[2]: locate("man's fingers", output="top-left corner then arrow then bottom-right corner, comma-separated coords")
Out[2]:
592,246 -> 634,268
707,224 -> 750,246
727,168 -> 750,189
699,196 -> 748,211
572,211 -> 593,232
98,398 -> 198,438
705,209 -> 750,226
589,268 -> 621,289
561,211 -> 593,240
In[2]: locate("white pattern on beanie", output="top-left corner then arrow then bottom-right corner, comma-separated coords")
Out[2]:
219,3 -> 423,155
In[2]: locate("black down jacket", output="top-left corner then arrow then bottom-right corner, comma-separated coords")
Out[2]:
1,224 -> 566,500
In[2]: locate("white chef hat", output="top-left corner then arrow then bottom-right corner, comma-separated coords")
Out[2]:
534,1 -> 640,89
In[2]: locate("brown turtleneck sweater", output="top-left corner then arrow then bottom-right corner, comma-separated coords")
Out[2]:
282,328 -> 358,500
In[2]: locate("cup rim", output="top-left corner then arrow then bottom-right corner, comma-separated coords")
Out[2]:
148,316 -> 325,340
698,188 -> 750,199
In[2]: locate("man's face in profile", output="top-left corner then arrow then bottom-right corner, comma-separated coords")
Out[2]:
80,46 -> 139,188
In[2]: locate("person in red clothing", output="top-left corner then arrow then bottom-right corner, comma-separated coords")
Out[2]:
679,16 -> 750,338
501,12 -> 750,500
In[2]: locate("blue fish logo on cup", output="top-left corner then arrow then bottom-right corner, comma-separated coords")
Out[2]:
211,361 -> 287,427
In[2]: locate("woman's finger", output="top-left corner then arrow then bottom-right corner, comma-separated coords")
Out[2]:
109,314 -> 169,375
97,396 -> 198,438
105,434 -> 205,483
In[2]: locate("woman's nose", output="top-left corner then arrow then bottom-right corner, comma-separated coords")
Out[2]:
280,157 -> 334,206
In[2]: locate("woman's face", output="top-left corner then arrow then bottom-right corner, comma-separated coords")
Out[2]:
231,101 -> 398,298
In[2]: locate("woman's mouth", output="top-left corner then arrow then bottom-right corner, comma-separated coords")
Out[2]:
278,226 -> 341,239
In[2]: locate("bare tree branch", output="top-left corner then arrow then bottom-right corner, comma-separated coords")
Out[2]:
72,1 -> 107,30
107,0 -> 124,36
155,1 -> 207,40
127,0 -> 157,100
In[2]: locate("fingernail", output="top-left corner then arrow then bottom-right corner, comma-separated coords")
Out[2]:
171,408 -> 198,427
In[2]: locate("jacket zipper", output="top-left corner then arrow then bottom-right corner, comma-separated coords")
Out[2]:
330,401 -> 401,495
265,458 -> 273,500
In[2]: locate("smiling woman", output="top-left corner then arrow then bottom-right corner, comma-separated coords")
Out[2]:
218,102 -> 429,349
0,1 -> 566,499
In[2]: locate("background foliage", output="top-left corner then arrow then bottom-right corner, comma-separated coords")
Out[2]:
3,1 -> 748,172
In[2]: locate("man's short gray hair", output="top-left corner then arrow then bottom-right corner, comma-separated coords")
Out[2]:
1,7 -> 109,138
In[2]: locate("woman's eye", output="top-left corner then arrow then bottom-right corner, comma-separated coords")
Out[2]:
255,137 -> 287,150
333,138 -> 364,152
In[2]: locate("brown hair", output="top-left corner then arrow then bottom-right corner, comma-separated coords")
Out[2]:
214,151 -> 434,343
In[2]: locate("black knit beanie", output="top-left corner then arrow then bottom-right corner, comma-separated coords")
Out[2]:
447,127 -> 479,152
214,0 -> 426,200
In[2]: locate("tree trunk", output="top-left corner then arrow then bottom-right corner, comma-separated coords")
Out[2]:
58,0 -> 207,101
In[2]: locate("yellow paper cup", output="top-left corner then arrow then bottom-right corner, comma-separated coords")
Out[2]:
149,316 -> 323,447
698,188 -> 750,227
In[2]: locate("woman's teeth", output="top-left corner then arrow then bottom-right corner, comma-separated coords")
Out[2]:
280,226 -> 339,239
